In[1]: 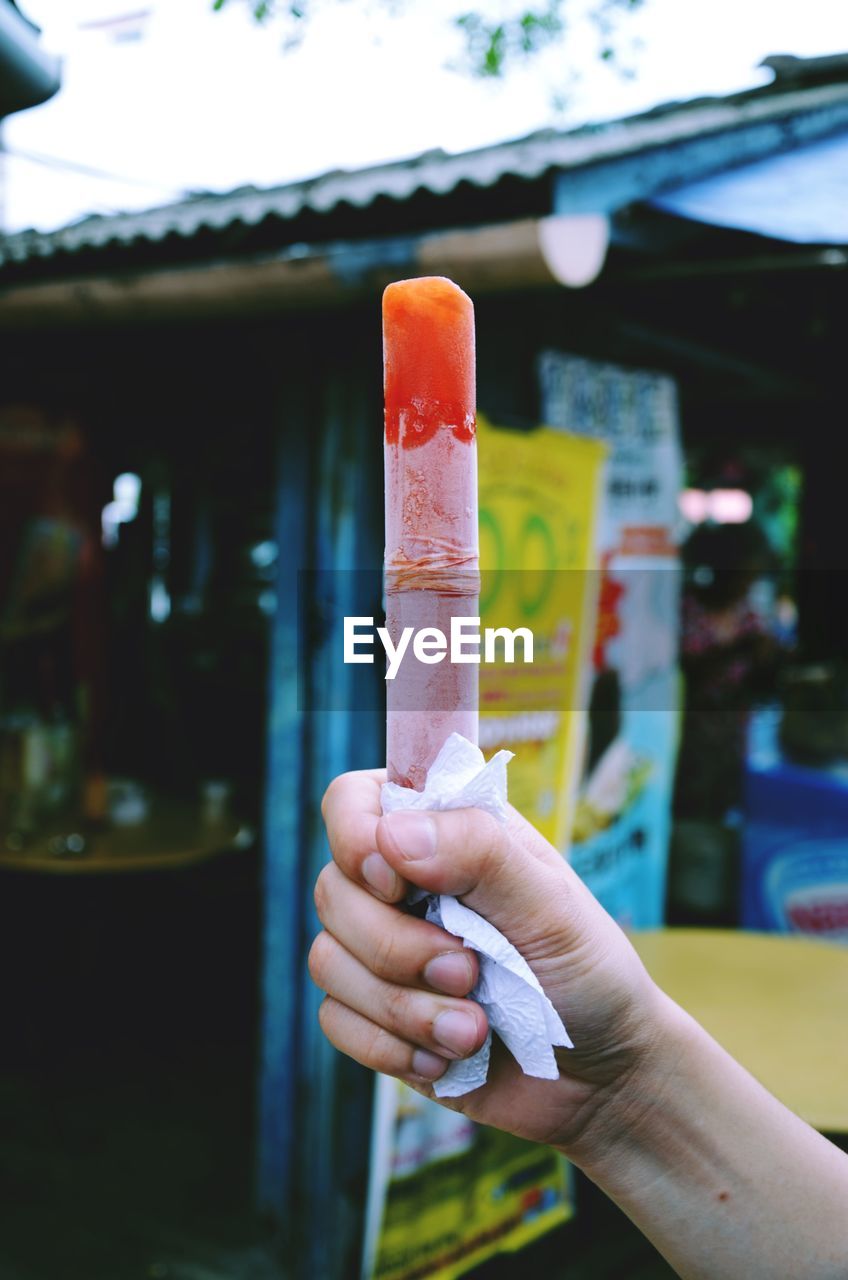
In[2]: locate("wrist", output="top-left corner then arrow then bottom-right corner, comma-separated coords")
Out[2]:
560,986 -> 698,1190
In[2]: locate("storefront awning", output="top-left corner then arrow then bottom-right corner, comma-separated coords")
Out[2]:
652,130 -> 848,245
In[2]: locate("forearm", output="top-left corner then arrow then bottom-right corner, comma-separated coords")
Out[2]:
569,994 -> 848,1280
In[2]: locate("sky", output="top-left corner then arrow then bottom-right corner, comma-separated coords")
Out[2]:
3,0 -> 848,234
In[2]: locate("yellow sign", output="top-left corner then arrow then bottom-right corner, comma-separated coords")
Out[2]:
478,414 -> 606,848
366,1079 -> 572,1280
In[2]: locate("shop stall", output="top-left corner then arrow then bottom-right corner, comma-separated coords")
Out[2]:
2,51 -> 848,1278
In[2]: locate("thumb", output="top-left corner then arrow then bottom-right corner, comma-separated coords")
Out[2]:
376,807 -> 584,948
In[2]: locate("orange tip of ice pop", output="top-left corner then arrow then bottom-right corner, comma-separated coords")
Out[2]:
383,276 -> 476,449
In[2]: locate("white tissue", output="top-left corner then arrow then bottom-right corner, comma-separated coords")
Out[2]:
381,733 -> 573,1098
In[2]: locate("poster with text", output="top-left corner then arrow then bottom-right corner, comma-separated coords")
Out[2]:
477,414 -> 606,850
539,351 -> 683,927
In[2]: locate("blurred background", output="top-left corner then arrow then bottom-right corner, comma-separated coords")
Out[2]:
2,1 -> 848,1277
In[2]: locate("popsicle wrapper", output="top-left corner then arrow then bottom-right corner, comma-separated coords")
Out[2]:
381,733 -> 574,1098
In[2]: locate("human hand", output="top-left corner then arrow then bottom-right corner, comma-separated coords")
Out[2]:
310,769 -> 673,1158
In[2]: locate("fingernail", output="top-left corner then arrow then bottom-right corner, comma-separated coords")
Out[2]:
383,811 -> 437,861
411,1049 -> 447,1081
362,852 -> 398,899
433,1009 -> 479,1056
424,952 -> 474,996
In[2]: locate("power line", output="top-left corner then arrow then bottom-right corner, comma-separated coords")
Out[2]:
0,142 -> 188,196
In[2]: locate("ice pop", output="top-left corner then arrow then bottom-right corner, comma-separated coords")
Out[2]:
383,277 -> 479,789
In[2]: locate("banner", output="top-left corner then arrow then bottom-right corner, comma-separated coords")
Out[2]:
362,1079 -> 572,1280
539,351 -> 683,928
477,414 -> 606,848
362,415 -> 605,1280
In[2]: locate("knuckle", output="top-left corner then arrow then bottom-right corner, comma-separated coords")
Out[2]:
313,862 -> 335,922
321,773 -> 349,823
371,927 -> 398,981
384,983 -> 413,1037
307,930 -> 333,987
468,808 -> 506,878
329,820 -> 363,875
365,1020 -> 393,1068
317,994 -> 337,1036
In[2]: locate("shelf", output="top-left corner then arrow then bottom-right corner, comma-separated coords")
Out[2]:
0,798 -> 255,875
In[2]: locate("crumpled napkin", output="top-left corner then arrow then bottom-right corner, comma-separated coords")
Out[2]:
381,733 -> 573,1098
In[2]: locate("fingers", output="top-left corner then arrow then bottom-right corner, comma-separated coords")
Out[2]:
309,930 -> 488,1061
321,770 -> 406,904
318,997 -> 446,1085
321,768 -> 385,827
374,805 -> 584,948
315,861 -> 479,997
321,770 -> 594,960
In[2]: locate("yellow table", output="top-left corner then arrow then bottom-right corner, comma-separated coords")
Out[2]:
631,929 -> 848,1134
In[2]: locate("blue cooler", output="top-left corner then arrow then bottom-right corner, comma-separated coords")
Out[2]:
742,710 -> 848,942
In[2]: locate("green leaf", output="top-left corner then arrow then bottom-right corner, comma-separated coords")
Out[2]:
214,0 -> 644,94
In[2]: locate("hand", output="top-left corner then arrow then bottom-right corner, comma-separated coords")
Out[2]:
312,772 -> 848,1280
310,768 -> 672,1157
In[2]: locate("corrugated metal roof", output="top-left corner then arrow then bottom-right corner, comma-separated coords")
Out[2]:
4,75 -> 848,267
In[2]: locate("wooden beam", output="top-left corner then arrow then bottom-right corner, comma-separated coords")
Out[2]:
0,216 -> 609,328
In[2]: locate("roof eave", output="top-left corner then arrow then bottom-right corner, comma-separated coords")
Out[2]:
0,2 -> 61,117
0,214 -> 610,328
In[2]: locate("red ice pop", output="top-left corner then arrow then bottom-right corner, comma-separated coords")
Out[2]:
383,277 -> 479,789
